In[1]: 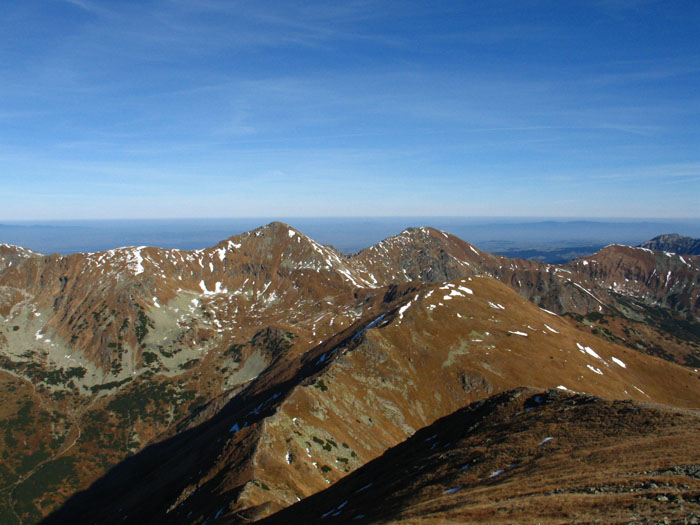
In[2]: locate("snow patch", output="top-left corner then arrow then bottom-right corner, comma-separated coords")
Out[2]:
544,324 -> 558,334
398,301 -> 411,320
571,282 -> 604,304
586,364 -> 603,375
126,247 -> 146,275
200,280 -> 227,295
338,268 -> 363,288
583,345 -> 601,360
611,356 -> 626,368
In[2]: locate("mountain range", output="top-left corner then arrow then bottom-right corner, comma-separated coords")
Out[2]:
0,222 -> 698,523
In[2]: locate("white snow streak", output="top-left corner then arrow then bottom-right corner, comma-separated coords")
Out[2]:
586,364 -> 603,375
398,302 -> 411,320
611,356 -> 626,368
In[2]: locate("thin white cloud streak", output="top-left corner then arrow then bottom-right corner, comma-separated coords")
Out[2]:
55,0 -> 404,61
585,162 -> 700,181
60,0 -> 104,14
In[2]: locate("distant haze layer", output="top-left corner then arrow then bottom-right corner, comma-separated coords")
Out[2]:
2,218 -> 700,256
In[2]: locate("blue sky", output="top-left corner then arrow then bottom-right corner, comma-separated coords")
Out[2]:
1,0 -> 698,220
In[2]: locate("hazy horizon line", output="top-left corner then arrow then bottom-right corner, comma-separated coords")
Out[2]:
3,215 -> 700,224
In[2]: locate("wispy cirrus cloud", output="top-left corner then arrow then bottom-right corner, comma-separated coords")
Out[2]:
1,1 -> 698,219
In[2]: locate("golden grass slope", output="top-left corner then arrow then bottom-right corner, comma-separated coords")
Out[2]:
261,387 -> 700,524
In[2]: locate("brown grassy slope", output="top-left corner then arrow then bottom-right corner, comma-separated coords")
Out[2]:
36,291 -> 418,525
260,388 -> 700,524
352,227 -> 700,367
177,275 -> 700,522
324,275 -> 700,412
43,273 -> 700,524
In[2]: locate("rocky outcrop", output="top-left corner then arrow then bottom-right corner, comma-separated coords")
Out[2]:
641,233 -> 700,255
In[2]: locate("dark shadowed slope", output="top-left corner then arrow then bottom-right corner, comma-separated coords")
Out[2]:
641,234 -> 700,256
262,388 -> 700,524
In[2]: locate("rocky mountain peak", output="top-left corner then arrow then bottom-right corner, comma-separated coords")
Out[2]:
640,233 -> 700,255
0,243 -> 43,272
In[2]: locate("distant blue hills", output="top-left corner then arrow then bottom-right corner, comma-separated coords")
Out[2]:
2,218 -> 700,264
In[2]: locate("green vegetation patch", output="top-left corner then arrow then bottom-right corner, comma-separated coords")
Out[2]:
90,377 -> 132,394
42,367 -> 87,386
250,328 -> 296,358
105,380 -> 196,424
225,343 -> 244,363
13,456 -> 78,514
135,308 -> 154,345
585,311 -> 607,324
178,358 -> 200,370
157,344 -> 182,358
142,351 -> 160,366
0,494 -> 20,525
17,446 -> 51,477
